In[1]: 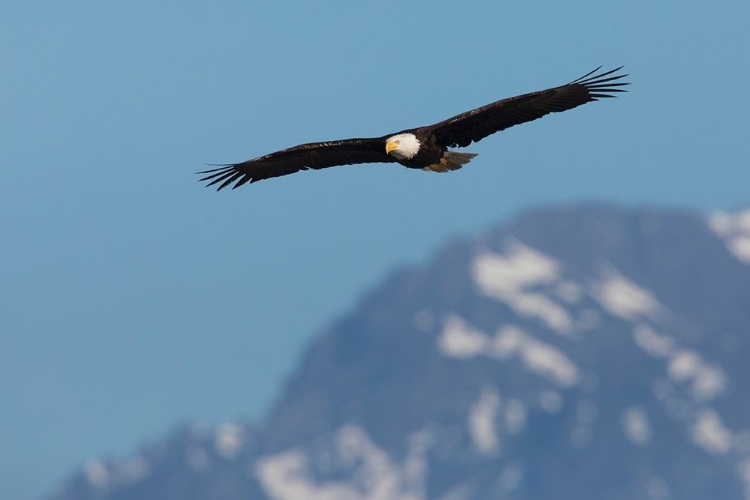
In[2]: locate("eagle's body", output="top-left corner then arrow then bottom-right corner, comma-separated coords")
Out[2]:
200,66 -> 628,190
384,132 -> 477,172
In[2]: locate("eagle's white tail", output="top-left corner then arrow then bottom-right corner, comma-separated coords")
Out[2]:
423,151 -> 478,173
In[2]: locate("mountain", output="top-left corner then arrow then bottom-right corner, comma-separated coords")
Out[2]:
45,204 -> 750,500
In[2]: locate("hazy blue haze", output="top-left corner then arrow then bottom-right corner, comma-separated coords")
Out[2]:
1,1 -> 748,498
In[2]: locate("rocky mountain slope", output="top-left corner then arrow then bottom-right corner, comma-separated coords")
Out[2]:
46,205 -> 750,500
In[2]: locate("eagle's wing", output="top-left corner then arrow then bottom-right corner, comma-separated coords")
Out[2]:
429,66 -> 629,149
198,137 -> 395,190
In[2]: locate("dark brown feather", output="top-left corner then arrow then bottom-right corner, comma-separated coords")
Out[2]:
199,66 -> 628,190
198,138 -> 395,190
429,66 -> 629,148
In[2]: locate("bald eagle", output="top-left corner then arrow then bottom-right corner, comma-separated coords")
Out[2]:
199,66 -> 628,190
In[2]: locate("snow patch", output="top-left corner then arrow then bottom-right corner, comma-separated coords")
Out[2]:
336,426 -> 404,487
473,239 -> 560,292
215,423 -> 246,459
468,388 -> 501,455
256,425 -> 426,500
591,266 -> 661,321
668,351 -> 700,381
668,350 -> 727,401
729,237 -> 750,263
496,326 -> 579,387
738,210 -> 750,231
622,407 -> 652,445
438,316 -> 489,358
83,457 -> 150,489
438,318 -> 579,387
691,409 -> 732,454
692,366 -> 727,401
708,209 -> 750,264
84,460 -> 109,489
472,240 -> 573,334
708,211 -> 733,236
257,450 -> 342,500
633,324 -> 674,358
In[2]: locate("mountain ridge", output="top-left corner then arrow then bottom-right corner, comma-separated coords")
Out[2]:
46,204 -> 750,500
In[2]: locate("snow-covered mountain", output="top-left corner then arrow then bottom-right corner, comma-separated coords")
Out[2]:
46,205 -> 750,500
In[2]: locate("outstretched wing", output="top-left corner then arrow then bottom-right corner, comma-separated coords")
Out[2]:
429,66 -> 629,149
198,137 -> 395,190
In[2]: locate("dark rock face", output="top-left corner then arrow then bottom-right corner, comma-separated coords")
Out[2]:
47,205 -> 750,500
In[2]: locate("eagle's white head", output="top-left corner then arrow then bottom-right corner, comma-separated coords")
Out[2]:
385,133 -> 420,160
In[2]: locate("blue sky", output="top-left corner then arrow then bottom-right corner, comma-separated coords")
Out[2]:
1,1 -> 748,498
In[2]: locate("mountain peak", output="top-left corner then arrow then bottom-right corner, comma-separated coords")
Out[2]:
48,205 -> 750,500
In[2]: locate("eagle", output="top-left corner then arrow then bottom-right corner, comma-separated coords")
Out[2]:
199,66 -> 628,190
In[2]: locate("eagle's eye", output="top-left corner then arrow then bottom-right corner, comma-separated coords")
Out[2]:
395,139 -> 400,144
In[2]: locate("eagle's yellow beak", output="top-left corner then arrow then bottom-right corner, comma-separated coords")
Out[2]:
385,140 -> 398,155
